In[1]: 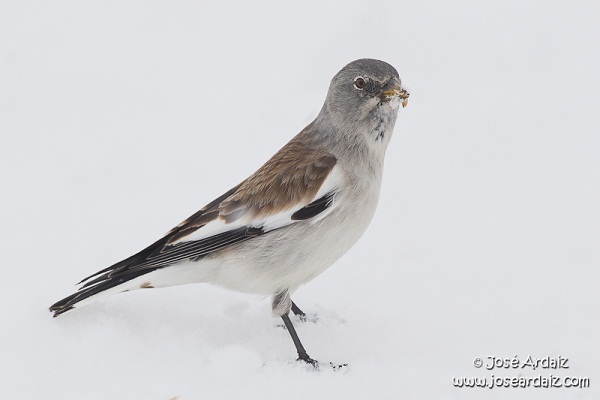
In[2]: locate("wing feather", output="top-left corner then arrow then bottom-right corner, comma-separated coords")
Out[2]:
51,135 -> 344,316
78,139 -> 341,289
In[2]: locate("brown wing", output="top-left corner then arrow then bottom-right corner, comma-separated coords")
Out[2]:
220,138 -> 337,222
166,136 -> 337,243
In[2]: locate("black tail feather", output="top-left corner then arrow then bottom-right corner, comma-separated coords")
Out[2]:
50,232 -> 177,316
49,268 -> 159,317
76,235 -> 170,286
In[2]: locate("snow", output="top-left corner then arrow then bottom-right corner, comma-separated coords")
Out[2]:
1,1 -> 599,399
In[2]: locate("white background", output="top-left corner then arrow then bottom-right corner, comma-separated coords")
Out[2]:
1,1 -> 599,399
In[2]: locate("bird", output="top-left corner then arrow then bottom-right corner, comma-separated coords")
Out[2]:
50,58 -> 410,367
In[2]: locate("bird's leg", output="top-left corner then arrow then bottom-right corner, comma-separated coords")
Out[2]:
281,313 -> 318,367
275,290 -> 317,366
291,301 -> 306,320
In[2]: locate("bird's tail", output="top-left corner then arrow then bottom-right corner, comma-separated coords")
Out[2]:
49,233 -> 175,317
49,268 -> 159,317
49,225 -> 219,317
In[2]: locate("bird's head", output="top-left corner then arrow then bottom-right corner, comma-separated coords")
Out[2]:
323,59 -> 408,118
317,59 -> 409,148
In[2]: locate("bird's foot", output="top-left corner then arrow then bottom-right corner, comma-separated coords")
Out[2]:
298,354 -> 319,368
276,313 -> 318,328
294,313 -> 319,324
297,354 -> 348,370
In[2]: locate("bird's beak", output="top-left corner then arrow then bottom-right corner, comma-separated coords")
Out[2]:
380,77 -> 410,108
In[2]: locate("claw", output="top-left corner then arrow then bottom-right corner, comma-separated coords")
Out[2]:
297,356 -> 348,371
298,355 -> 320,368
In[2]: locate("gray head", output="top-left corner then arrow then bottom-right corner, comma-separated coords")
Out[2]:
319,59 -> 409,131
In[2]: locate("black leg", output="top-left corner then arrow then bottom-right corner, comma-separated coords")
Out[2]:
291,301 -> 306,318
281,313 -> 318,367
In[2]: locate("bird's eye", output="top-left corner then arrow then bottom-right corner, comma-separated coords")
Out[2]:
353,76 -> 366,90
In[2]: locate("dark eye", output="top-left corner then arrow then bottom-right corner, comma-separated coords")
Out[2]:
353,76 -> 366,90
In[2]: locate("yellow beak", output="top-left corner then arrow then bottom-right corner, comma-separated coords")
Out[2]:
380,77 -> 410,108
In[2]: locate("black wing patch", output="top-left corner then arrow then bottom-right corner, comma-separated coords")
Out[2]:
133,226 -> 264,269
291,190 -> 336,221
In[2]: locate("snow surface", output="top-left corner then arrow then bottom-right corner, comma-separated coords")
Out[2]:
1,1 -> 599,399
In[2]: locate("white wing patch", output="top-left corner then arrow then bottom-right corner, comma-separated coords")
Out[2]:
305,165 -> 343,224
314,164 -> 344,201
